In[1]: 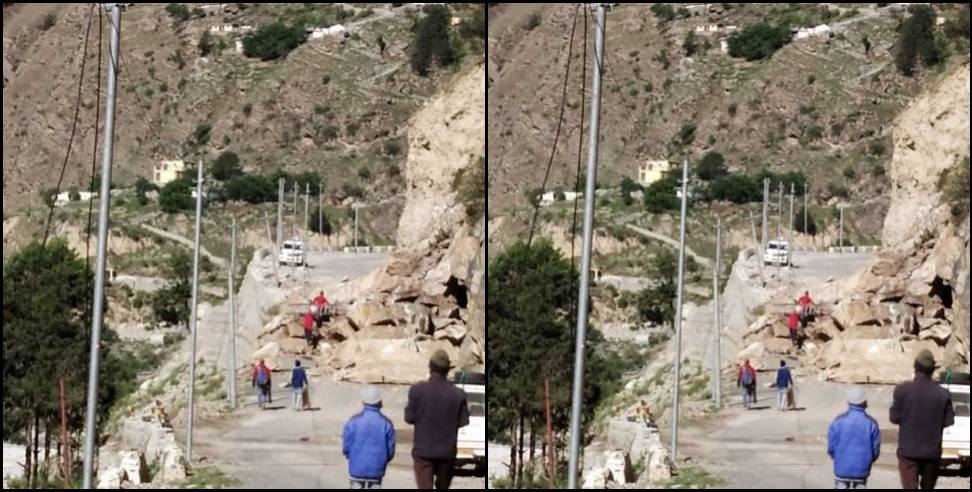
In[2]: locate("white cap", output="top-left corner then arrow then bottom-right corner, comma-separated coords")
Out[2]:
361,386 -> 381,406
846,387 -> 866,406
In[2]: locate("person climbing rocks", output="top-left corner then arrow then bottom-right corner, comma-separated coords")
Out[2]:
313,291 -> 329,327
798,290 -> 814,326
788,309 -> 802,351
303,307 -> 316,349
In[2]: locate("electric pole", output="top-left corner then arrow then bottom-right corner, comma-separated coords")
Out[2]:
839,204 -> 845,251
804,182 -> 809,243
186,159 -> 205,463
277,178 -> 284,260
318,182 -> 323,239
292,182 -> 298,238
777,182 -> 784,240
670,158 -> 690,463
353,203 -> 360,252
761,178 -> 769,258
304,183 -> 310,240
789,183 -> 795,246
567,4 -> 605,488
713,217 -> 722,409
82,5 -> 120,487
227,217 -> 237,409
749,210 -> 765,285
265,212 -> 279,284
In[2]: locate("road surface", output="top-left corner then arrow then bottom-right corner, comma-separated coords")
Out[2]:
676,374 -> 971,489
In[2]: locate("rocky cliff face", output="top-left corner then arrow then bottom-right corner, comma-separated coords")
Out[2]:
882,65 -> 971,249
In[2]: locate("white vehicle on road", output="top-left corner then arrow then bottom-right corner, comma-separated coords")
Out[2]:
940,374 -> 970,472
455,372 -> 486,476
279,239 -> 305,266
764,239 -> 791,266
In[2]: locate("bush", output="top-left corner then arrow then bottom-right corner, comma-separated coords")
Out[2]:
794,206 -> 818,235
650,3 -> 676,22
410,5 -> 459,76
678,122 -> 697,146
636,250 -> 678,326
696,151 -> 727,181
225,174 -> 275,204
843,166 -> 857,179
193,123 -> 212,146
159,172 -> 195,213
938,156 -> 970,223
242,103 -> 253,117
710,174 -> 760,204
728,103 -> 738,117
198,31 -> 215,57
308,206 -> 333,235
453,156 -> 485,222
211,151 -> 242,181
868,140 -> 887,156
945,7 -> 970,40
165,3 -> 190,22
895,6 -> 940,76
523,12 -> 541,31
643,179 -> 680,213
39,13 -> 56,31
683,31 -> 700,57
69,189 -> 81,202
358,166 -> 372,180
243,23 -> 308,61
460,4 -> 486,40
383,140 -> 402,156
169,49 -> 186,70
728,23 -> 791,61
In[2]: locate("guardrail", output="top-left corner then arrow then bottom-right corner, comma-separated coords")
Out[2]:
787,246 -> 884,254
305,246 -> 398,253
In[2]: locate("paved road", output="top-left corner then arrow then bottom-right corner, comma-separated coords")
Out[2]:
676,377 -> 970,489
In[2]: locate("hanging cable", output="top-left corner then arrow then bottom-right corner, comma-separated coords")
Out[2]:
42,4 -> 96,247
84,4 -> 104,342
526,4 -> 580,247
568,5 -> 589,343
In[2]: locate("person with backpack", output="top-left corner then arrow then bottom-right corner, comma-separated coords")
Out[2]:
828,387 -> 880,489
798,290 -> 814,326
775,360 -> 794,412
313,291 -> 329,327
291,360 -> 308,411
343,386 -> 396,489
737,359 -> 757,410
251,359 -> 272,409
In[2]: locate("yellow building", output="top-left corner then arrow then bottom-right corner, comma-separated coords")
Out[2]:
153,160 -> 187,186
638,159 -> 671,187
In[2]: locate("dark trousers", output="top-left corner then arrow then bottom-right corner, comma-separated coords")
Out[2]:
898,456 -> 939,489
413,455 -> 455,489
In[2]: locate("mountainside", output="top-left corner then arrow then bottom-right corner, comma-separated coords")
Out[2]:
488,3 -> 968,243
3,3 -> 479,220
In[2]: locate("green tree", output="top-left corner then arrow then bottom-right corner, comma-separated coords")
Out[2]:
198,30 -> 215,57
643,169 -> 681,213
242,23 -> 308,61
151,249 -> 192,326
696,151 -> 728,181
678,122 -> 697,146
211,151 -> 243,181
636,250 -> 678,326
308,206 -> 333,236
620,176 -> 642,206
710,174 -> 761,204
684,30 -> 700,57
650,3 -> 676,22
159,170 -> 195,213
225,174 -> 275,204
728,23 -> 791,61
895,5 -> 940,76
460,4 -> 486,40
165,3 -> 190,22
193,123 -> 212,146
134,176 -> 156,206
410,5 -> 459,76
794,206 -> 818,235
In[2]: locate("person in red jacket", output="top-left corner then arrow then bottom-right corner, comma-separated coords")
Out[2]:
737,360 -> 757,410
787,309 -> 801,351
251,360 -> 272,409
302,307 -> 316,348
798,291 -> 814,326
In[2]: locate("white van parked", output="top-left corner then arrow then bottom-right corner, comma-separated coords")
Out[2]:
455,372 -> 486,476
279,239 -> 305,266
940,375 -> 970,472
764,239 -> 791,266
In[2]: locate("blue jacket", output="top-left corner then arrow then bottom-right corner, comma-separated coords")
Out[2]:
828,405 -> 880,479
343,405 -> 396,480
291,367 -> 307,389
775,367 -> 793,389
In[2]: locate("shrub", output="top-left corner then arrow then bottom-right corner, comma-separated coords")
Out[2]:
945,7 -> 970,40
69,189 -> 81,202
710,174 -> 761,204
650,3 -> 676,22
938,156 -> 970,223
643,178 -> 680,213
169,49 -> 186,70
460,4 -> 486,40
383,140 -> 402,156
410,5 -> 459,75
159,174 -> 194,213
868,140 -> 887,156
728,103 -> 738,117
308,206 -> 333,235
211,151 -> 242,181
39,13 -> 56,31
198,31 -> 215,57
225,174 -> 275,204
843,166 -> 857,180
193,123 -> 212,146
242,103 -> 253,116
523,12 -> 541,31
358,166 -> 372,180
683,31 -> 700,57
453,156 -> 485,222
678,122 -> 697,146
243,23 -> 307,61
895,5 -> 940,76
696,151 -> 727,181
728,23 -> 791,61
165,3 -> 190,22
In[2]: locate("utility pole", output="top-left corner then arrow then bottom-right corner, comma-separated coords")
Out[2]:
227,218 -> 237,409
789,183 -> 795,246
839,204 -> 845,251
186,159 -> 205,464
713,217 -> 722,409
804,182 -> 809,243
304,183 -> 310,240
318,182 -> 323,239
545,378 -> 555,487
761,178 -> 769,259
353,203 -> 360,252
277,178 -> 284,262
265,212 -> 279,285
82,5 -> 120,488
567,4 -> 605,489
749,210 -> 765,285
670,158 -> 690,463
777,182 -> 784,240
292,182 -> 299,239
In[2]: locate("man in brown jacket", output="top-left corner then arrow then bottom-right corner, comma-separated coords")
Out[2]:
405,349 -> 470,489
890,349 -> 955,489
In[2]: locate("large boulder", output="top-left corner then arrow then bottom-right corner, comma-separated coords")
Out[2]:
251,342 -> 281,369
155,441 -> 186,483
347,300 -> 407,328
603,450 -> 634,484
815,338 -> 914,384
118,450 -> 149,485
832,300 -> 890,329
330,339 -> 458,384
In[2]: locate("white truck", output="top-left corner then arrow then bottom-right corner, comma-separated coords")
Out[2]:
279,239 -> 305,266
764,239 -> 791,266
455,372 -> 486,476
940,373 -> 970,473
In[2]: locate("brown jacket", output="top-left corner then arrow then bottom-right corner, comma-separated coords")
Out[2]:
405,373 -> 470,460
890,372 -> 955,460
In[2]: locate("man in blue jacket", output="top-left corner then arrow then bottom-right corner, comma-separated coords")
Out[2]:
343,386 -> 396,489
827,387 -> 881,489
775,360 -> 794,411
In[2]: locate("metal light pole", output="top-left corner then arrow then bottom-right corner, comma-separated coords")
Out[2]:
789,183 -> 795,246
777,182 -> 784,240
277,178 -> 284,259
186,159 -> 205,463
304,183 -> 310,239
265,212 -> 279,285
292,182 -> 299,238
567,4 -> 605,489
353,203 -> 360,251
713,217 -> 722,409
318,182 -> 323,238
227,218 -> 237,409
749,210 -> 765,285
82,5 -> 121,488
761,178 -> 769,256
804,182 -> 809,242
839,204 -> 845,251
670,158 -> 690,463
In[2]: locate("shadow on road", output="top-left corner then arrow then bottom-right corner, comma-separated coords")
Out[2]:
939,467 -> 972,479
454,468 -> 487,479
